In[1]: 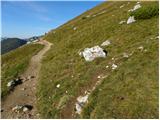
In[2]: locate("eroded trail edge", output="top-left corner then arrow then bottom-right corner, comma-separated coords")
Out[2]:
1,40 -> 52,119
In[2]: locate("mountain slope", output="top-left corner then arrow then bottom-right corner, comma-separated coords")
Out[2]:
1,38 -> 27,54
37,1 -> 158,118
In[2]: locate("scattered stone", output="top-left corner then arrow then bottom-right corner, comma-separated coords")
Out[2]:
12,105 -> 23,112
23,107 -> 29,112
137,46 -> 144,51
120,4 -> 125,8
119,20 -> 126,25
97,76 -> 101,79
98,10 -> 106,15
21,88 -> 26,91
156,36 -> 159,39
127,16 -> 136,24
80,46 -> 107,61
133,4 -> 141,11
7,78 -> 22,90
75,94 -> 89,114
112,57 -> 114,60
123,52 -> 129,58
79,51 -> 83,56
7,80 -> 15,87
136,1 -> 140,4
27,75 -> 35,80
112,64 -> 118,70
106,65 -> 109,68
71,75 -> 74,78
56,84 -> 60,88
73,27 -> 77,30
101,40 -> 111,46
128,3 -> 141,12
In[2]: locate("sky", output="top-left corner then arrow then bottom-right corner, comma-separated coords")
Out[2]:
1,1 -> 103,39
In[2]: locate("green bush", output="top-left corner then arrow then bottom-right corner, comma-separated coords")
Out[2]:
129,4 -> 159,19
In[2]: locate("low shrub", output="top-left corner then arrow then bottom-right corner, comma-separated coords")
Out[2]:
129,4 -> 159,19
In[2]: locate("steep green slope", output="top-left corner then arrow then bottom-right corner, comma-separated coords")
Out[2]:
37,1 -> 158,118
1,44 -> 44,98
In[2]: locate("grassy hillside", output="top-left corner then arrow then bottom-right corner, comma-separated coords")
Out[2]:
37,1 -> 158,119
1,44 -> 44,98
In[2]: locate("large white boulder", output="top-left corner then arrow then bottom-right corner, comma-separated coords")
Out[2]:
81,46 -> 106,61
127,16 -> 136,24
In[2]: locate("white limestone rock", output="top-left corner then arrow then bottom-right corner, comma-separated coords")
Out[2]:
112,64 -> 118,70
81,46 -> 106,61
119,20 -> 126,25
127,16 -> 136,24
101,40 -> 111,46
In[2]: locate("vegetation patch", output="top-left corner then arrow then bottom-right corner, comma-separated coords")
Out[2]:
129,4 -> 159,19
37,1 -> 158,119
1,44 -> 44,98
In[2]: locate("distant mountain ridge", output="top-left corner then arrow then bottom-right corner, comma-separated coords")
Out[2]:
1,38 -> 27,54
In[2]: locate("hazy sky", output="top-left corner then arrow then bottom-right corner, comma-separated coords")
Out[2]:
2,1 -> 103,39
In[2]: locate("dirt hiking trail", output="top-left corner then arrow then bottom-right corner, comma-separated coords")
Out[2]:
1,40 -> 52,119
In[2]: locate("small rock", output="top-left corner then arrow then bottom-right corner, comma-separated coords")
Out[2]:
12,105 -> 23,112
66,91 -> 68,94
120,4 -> 125,8
21,88 -> 26,91
56,84 -> 60,88
119,20 -> 126,25
75,103 -> 82,114
7,80 -> 15,87
112,64 -> 118,70
73,27 -> 77,30
75,94 -> 89,114
27,76 -> 34,80
136,1 -> 140,4
133,4 -> 141,11
101,40 -> 111,46
23,107 -> 29,112
97,76 -> 101,79
123,52 -> 129,58
112,57 -> 114,60
137,46 -> 144,51
79,51 -> 83,56
128,4 -> 141,12
156,36 -> 159,39
71,75 -> 74,78
127,16 -> 136,24
106,65 -> 109,68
